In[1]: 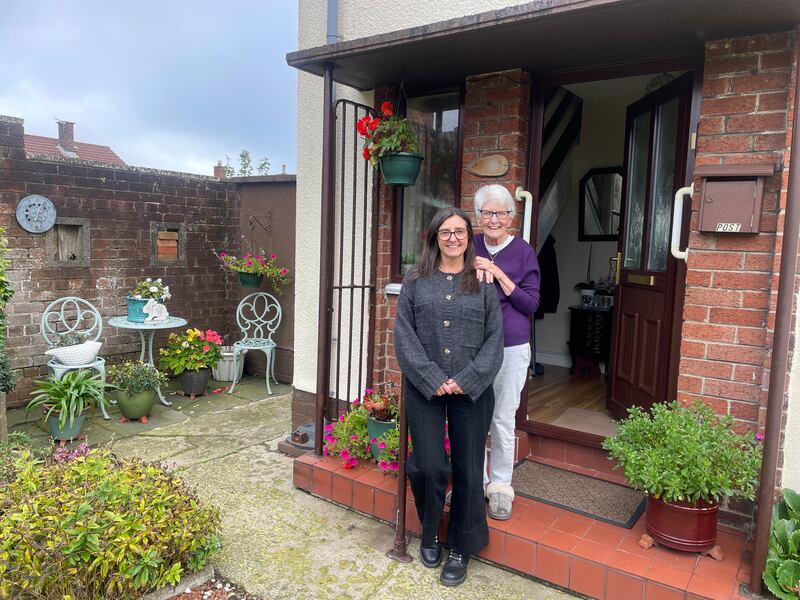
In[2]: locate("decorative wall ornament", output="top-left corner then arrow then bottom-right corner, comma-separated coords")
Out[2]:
466,154 -> 509,177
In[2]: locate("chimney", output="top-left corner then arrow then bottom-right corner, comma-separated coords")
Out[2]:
213,160 -> 225,178
57,120 -> 75,151
281,164 -> 286,174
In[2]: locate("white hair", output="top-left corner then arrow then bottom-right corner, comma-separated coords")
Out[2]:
474,184 -> 516,216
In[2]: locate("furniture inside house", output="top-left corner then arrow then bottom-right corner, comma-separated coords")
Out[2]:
229,292 -> 282,395
567,304 -> 613,377
40,296 -> 110,420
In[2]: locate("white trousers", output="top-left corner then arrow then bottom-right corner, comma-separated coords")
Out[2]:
484,343 -> 531,486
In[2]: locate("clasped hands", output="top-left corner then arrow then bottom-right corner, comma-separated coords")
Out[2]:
435,378 -> 464,396
475,256 -> 498,284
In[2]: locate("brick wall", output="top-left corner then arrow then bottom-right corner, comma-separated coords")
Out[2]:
678,31 -> 797,514
369,70 -> 531,393
0,115 -> 241,408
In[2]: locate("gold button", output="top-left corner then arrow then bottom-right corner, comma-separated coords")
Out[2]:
443,320 -> 450,327
446,275 -> 453,281
445,294 -> 452,300
444,348 -> 451,355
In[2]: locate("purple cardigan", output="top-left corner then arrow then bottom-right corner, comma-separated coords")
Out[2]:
475,234 -> 541,347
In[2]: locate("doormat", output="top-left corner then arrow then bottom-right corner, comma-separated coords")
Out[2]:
511,461 -> 645,528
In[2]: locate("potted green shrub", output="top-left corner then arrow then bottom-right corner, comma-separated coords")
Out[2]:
107,361 -> 168,423
603,401 -> 762,553
357,101 -> 423,186
764,488 -> 800,599
159,328 -> 224,398
127,278 -> 171,322
44,331 -> 102,366
26,371 -> 110,442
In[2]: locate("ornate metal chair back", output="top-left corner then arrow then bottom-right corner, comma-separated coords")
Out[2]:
40,297 -> 103,347
236,293 -> 282,342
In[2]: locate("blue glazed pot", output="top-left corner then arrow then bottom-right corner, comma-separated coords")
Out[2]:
47,412 -> 87,441
127,297 -> 148,322
367,416 -> 396,461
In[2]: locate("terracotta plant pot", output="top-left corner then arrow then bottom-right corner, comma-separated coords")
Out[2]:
179,369 -> 210,397
645,495 -> 720,552
116,389 -> 156,420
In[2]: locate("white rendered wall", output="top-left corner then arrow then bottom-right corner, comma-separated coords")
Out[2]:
294,0 -> 525,395
782,290 -> 800,491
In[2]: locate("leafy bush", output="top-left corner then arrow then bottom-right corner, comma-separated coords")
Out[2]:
26,370 -> 111,432
130,277 -> 171,302
0,449 -> 220,599
0,227 -> 14,395
159,328 -> 224,375
764,489 -> 800,599
108,361 -> 168,395
323,404 -> 372,468
55,331 -> 88,347
603,400 -> 762,503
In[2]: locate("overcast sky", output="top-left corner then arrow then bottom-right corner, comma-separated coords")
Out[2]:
0,1 -> 298,176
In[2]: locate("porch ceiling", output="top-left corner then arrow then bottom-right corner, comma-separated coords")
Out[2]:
286,0 -> 800,90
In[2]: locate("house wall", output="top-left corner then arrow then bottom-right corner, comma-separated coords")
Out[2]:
0,115 -> 240,408
679,31 -> 798,503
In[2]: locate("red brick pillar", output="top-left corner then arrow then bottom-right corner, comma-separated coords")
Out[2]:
679,31 -> 796,445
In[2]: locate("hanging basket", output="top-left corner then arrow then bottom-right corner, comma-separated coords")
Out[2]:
238,272 -> 264,288
379,152 -> 424,186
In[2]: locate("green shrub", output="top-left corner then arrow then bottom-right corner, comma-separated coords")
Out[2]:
108,361 -> 168,395
0,449 -> 221,599
55,331 -> 88,347
603,400 -> 762,503
764,488 -> 800,599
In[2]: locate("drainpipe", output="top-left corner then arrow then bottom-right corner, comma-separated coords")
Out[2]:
749,44 -> 800,595
326,0 -> 340,45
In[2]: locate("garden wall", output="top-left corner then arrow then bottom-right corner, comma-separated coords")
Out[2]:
0,115 -> 240,408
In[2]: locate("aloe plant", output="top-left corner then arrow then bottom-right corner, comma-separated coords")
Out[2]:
764,489 -> 800,599
26,371 -> 111,432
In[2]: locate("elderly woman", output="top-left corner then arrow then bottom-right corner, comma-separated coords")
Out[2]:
394,207 -> 503,587
474,184 -> 541,520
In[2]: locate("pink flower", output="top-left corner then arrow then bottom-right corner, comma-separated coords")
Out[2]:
342,459 -> 355,469
219,251 -> 227,257
324,423 -> 334,433
341,449 -> 350,460
339,415 -> 345,422
244,253 -> 252,259
280,267 -> 289,276
379,460 -> 389,471
756,432 -> 765,441
443,438 -> 451,453
212,388 -> 222,393
246,260 -> 253,267
350,434 -> 359,441
370,437 -> 378,444
390,461 -> 399,471
203,345 -> 210,352
364,388 -> 374,394
270,253 -> 277,260
255,255 -> 262,261
323,447 -> 329,457
348,458 -> 358,468
378,441 -> 386,449
324,435 -> 335,444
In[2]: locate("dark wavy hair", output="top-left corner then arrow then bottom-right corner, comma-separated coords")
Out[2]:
405,207 -> 479,294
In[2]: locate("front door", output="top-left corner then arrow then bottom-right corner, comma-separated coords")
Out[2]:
607,74 -> 693,419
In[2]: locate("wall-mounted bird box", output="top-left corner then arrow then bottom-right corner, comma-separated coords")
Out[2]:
694,163 -> 775,233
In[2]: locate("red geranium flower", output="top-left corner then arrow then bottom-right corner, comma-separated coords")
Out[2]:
381,101 -> 394,117
368,117 -> 380,131
362,147 -> 370,160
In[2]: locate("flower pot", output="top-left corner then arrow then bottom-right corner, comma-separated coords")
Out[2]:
645,495 -> 720,552
179,369 -> 210,397
238,272 -> 264,288
127,297 -> 149,322
211,346 -> 244,382
379,152 -> 424,186
45,341 -> 102,366
367,416 -> 396,461
46,412 -> 87,441
116,389 -> 156,420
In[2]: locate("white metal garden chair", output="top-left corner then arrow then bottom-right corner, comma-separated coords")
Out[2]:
40,296 -> 110,419
229,292 -> 282,395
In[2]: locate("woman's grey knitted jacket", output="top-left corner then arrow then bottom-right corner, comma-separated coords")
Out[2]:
393,269 -> 504,402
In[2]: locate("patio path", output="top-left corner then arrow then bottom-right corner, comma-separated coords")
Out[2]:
8,378 -> 572,600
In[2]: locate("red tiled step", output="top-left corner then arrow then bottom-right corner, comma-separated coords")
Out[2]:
294,455 -> 749,600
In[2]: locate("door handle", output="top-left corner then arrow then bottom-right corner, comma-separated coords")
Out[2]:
671,185 -> 693,262
515,187 -> 534,245
612,252 -> 622,285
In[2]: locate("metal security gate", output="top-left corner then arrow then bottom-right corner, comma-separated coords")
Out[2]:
315,85 -> 379,452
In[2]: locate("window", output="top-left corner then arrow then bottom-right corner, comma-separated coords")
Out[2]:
394,91 -> 462,279
150,222 -> 185,265
45,217 -> 90,267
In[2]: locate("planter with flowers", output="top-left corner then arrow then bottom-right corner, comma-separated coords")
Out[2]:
358,101 -> 423,186
603,400 -> 762,554
128,278 -> 171,322
215,248 -> 289,290
107,361 -> 168,423
360,388 -> 398,461
158,328 -> 224,398
44,331 -> 102,366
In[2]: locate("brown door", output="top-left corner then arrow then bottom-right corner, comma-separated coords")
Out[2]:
607,74 -> 692,419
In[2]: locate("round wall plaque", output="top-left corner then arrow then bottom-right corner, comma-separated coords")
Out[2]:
16,195 -> 57,233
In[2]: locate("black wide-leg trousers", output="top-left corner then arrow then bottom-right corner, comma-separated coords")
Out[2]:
405,379 -> 495,557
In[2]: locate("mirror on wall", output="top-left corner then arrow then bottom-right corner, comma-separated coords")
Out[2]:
578,167 -> 623,241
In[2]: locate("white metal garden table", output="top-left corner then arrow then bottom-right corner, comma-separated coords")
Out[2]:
107,316 -> 187,406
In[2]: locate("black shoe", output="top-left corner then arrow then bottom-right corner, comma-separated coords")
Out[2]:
420,537 -> 443,568
440,550 -> 469,586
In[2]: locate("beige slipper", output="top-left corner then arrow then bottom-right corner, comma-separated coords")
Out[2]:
486,482 -> 515,520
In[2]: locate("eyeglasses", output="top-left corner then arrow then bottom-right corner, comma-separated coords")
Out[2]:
437,228 -> 469,241
479,210 -> 511,220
